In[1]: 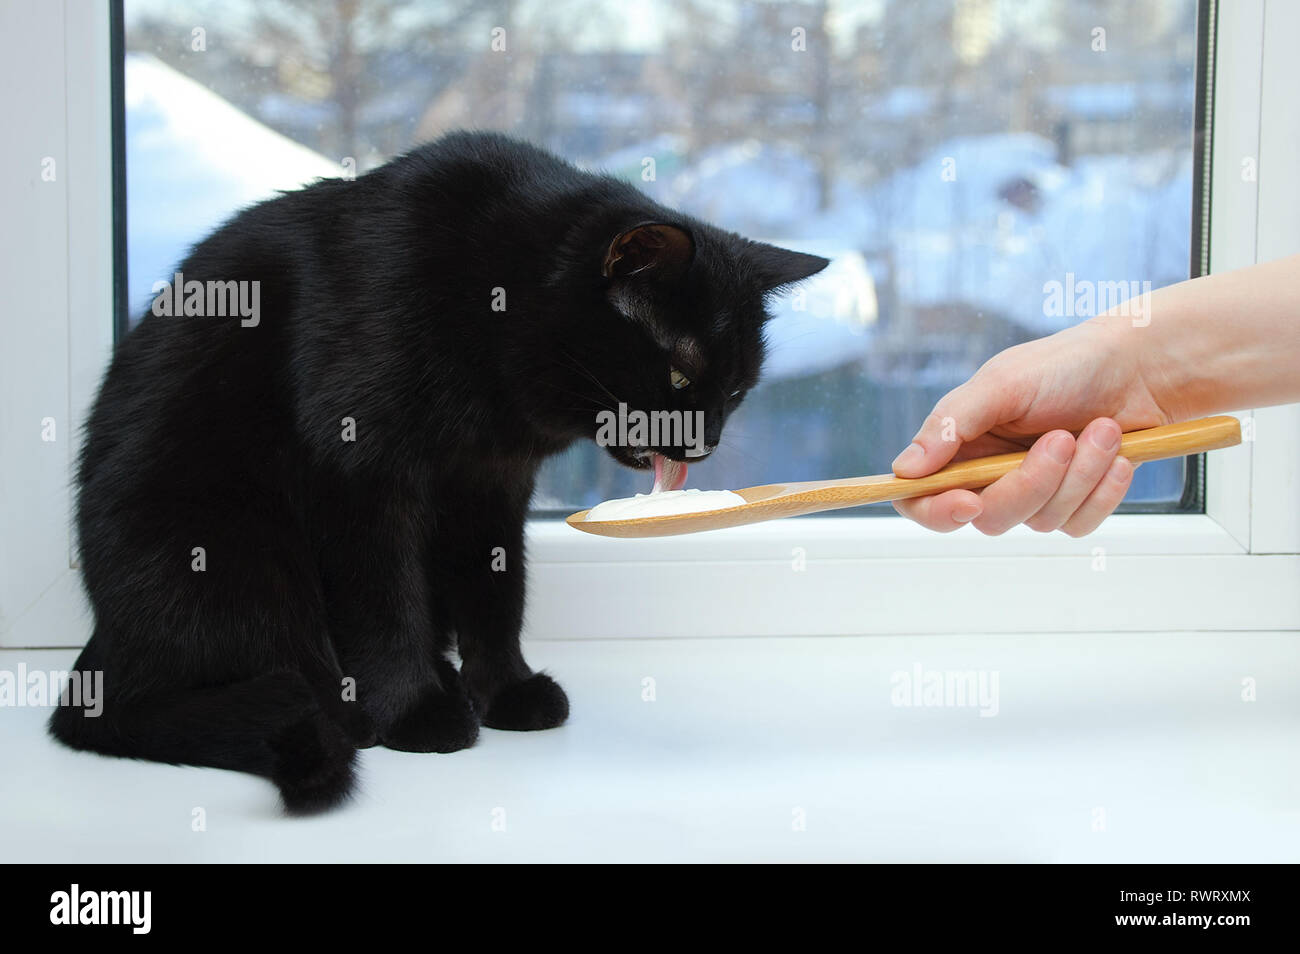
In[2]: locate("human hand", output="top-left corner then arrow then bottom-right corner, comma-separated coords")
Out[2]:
891,318 -> 1170,536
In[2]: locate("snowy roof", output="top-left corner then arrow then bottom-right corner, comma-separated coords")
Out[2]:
125,53 -> 341,316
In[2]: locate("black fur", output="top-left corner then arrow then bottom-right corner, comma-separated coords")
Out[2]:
50,131 -> 828,813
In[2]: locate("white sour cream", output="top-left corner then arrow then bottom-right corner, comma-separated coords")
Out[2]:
585,488 -> 746,522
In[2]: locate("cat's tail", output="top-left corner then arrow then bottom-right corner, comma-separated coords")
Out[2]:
49,666 -> 358,815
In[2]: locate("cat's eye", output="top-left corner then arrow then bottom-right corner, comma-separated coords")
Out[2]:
670,368 -> 691,390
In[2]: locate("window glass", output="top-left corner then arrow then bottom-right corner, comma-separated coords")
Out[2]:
124,0 -> 1200,512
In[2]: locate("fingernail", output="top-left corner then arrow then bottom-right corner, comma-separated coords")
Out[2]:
892,443 -> 924,472
953,503 -> 981,524
1047,433 -> 1074,464
1090,422 -> 1121,453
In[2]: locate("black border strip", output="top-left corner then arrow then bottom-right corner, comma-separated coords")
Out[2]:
1179,0 -> 1217,513
1192,0 -> 1217,281
110,0 -> 128,343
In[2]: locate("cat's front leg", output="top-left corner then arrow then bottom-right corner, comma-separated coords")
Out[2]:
431,481 -> 569,731
319,485 -> 479,754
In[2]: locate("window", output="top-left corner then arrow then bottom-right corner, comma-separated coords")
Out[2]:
1,0 -> 1295,650
123,0 -> 1199,514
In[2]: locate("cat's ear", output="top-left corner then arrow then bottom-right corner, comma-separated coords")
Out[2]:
747,242 -> 830,291
602,223 -> 694,281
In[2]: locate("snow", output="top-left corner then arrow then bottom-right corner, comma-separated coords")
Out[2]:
657,132 -> 1190,348
760,242 -> 878,380
125,54 -> 342,317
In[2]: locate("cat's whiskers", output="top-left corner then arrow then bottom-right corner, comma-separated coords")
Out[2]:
537,378 -> 617,415
711,433 -> 767,469
555,348 -> 622,409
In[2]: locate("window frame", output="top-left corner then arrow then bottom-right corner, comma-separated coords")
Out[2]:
0,0 -> 1294,650
0,0 -> 112,649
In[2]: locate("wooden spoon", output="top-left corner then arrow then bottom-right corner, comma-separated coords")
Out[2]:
566,415 -> 1242,538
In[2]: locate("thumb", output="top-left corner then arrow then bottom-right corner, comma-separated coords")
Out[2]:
891,380 -> 1008,478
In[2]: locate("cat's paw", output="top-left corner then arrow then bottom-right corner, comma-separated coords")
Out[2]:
331,701 -> 379,749
483,673 -> 569,731
380,683 -> 479,753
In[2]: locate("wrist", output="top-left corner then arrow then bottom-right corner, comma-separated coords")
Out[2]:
1084,310 -> 1181,423
1109,277 -> 1236,421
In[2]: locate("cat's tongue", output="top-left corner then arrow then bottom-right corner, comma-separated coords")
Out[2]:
651,453 -> 689,494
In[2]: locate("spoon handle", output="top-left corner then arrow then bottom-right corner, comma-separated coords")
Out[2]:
841,415 -> 1243,506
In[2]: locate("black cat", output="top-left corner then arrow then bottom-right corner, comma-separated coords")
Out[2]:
50,131 -> 828,813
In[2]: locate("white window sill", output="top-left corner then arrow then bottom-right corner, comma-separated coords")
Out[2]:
5,633 -> 1297,862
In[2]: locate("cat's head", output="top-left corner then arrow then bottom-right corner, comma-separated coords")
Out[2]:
535,211 -> 828,488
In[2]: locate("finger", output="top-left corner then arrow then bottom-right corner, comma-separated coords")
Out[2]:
1024,418 -> 1122,533
891,380 -> 1012,478
893,489 -> 983,533
970,430 -> 1075,536
1060,456 -> 1135,537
